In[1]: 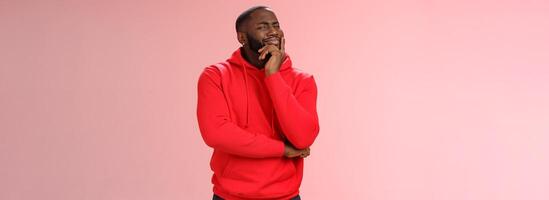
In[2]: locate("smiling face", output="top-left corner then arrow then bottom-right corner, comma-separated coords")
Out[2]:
238,8 -> 284,52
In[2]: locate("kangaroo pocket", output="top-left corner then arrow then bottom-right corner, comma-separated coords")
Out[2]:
220,155 -> 298,195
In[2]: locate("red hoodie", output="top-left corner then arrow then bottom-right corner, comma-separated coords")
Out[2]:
197,48 -> 319,200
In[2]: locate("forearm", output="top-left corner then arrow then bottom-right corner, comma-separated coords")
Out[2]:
265,73 -> 319,149
197,68 -> 285,158
198,118 -> 285,158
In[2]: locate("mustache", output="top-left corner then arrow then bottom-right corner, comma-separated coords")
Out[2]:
262,37 -> 280,42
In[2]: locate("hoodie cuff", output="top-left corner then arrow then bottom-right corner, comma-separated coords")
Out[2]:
277,140 -> 286,156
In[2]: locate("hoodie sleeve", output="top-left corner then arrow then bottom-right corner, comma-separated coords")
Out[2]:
264,72 -> 320,149
197,67 -> 285,158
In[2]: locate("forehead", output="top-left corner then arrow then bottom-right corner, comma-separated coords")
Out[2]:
248,9 -> 278,24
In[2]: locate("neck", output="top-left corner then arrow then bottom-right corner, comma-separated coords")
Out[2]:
240,47 -> 266,69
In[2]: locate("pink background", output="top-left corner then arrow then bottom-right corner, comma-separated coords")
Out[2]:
1,0 -> 549,199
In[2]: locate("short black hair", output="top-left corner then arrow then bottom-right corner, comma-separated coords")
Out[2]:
235,6 -> 270,32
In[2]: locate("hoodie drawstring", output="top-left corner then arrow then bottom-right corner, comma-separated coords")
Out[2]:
242,63 -> 249,128
241,61 -> 277,137
271,109 -> 276,137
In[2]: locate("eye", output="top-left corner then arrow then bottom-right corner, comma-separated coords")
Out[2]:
257,25 -> 267,30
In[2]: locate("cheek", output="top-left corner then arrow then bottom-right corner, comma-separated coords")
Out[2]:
257,35 -> 268,44
258,33 -> 268,40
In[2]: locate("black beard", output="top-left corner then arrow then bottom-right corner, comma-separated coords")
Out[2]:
246,34 -> 272,64
246,34 -> 264,52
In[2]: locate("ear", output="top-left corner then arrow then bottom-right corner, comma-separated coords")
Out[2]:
237,32 -> 247,45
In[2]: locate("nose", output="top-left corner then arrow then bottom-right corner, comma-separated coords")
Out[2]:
267,26 -> 279,37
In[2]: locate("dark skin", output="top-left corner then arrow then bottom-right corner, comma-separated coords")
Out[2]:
237,8 -> 310,158
237,8 -> 286,75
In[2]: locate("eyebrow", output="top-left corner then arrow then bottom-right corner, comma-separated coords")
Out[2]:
256,21 -> 279,25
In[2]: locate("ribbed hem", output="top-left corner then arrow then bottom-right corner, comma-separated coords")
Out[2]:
214,186 -> 300,200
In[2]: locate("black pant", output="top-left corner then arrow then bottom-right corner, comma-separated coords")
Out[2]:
213,194 -> 301,200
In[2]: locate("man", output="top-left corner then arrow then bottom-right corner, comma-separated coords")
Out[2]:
197,6 -> 319,200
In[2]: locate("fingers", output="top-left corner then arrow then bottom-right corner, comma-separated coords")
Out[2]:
286,149 -> 310,158
284,143 -> 311,158
259,48 -> 269,60
299,148 -> 311,158
258,45 -> 274,60
258,43 -> 283,61
258,46 -> 266,60
258,45 -> 267,54
287,153 -> 301,158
